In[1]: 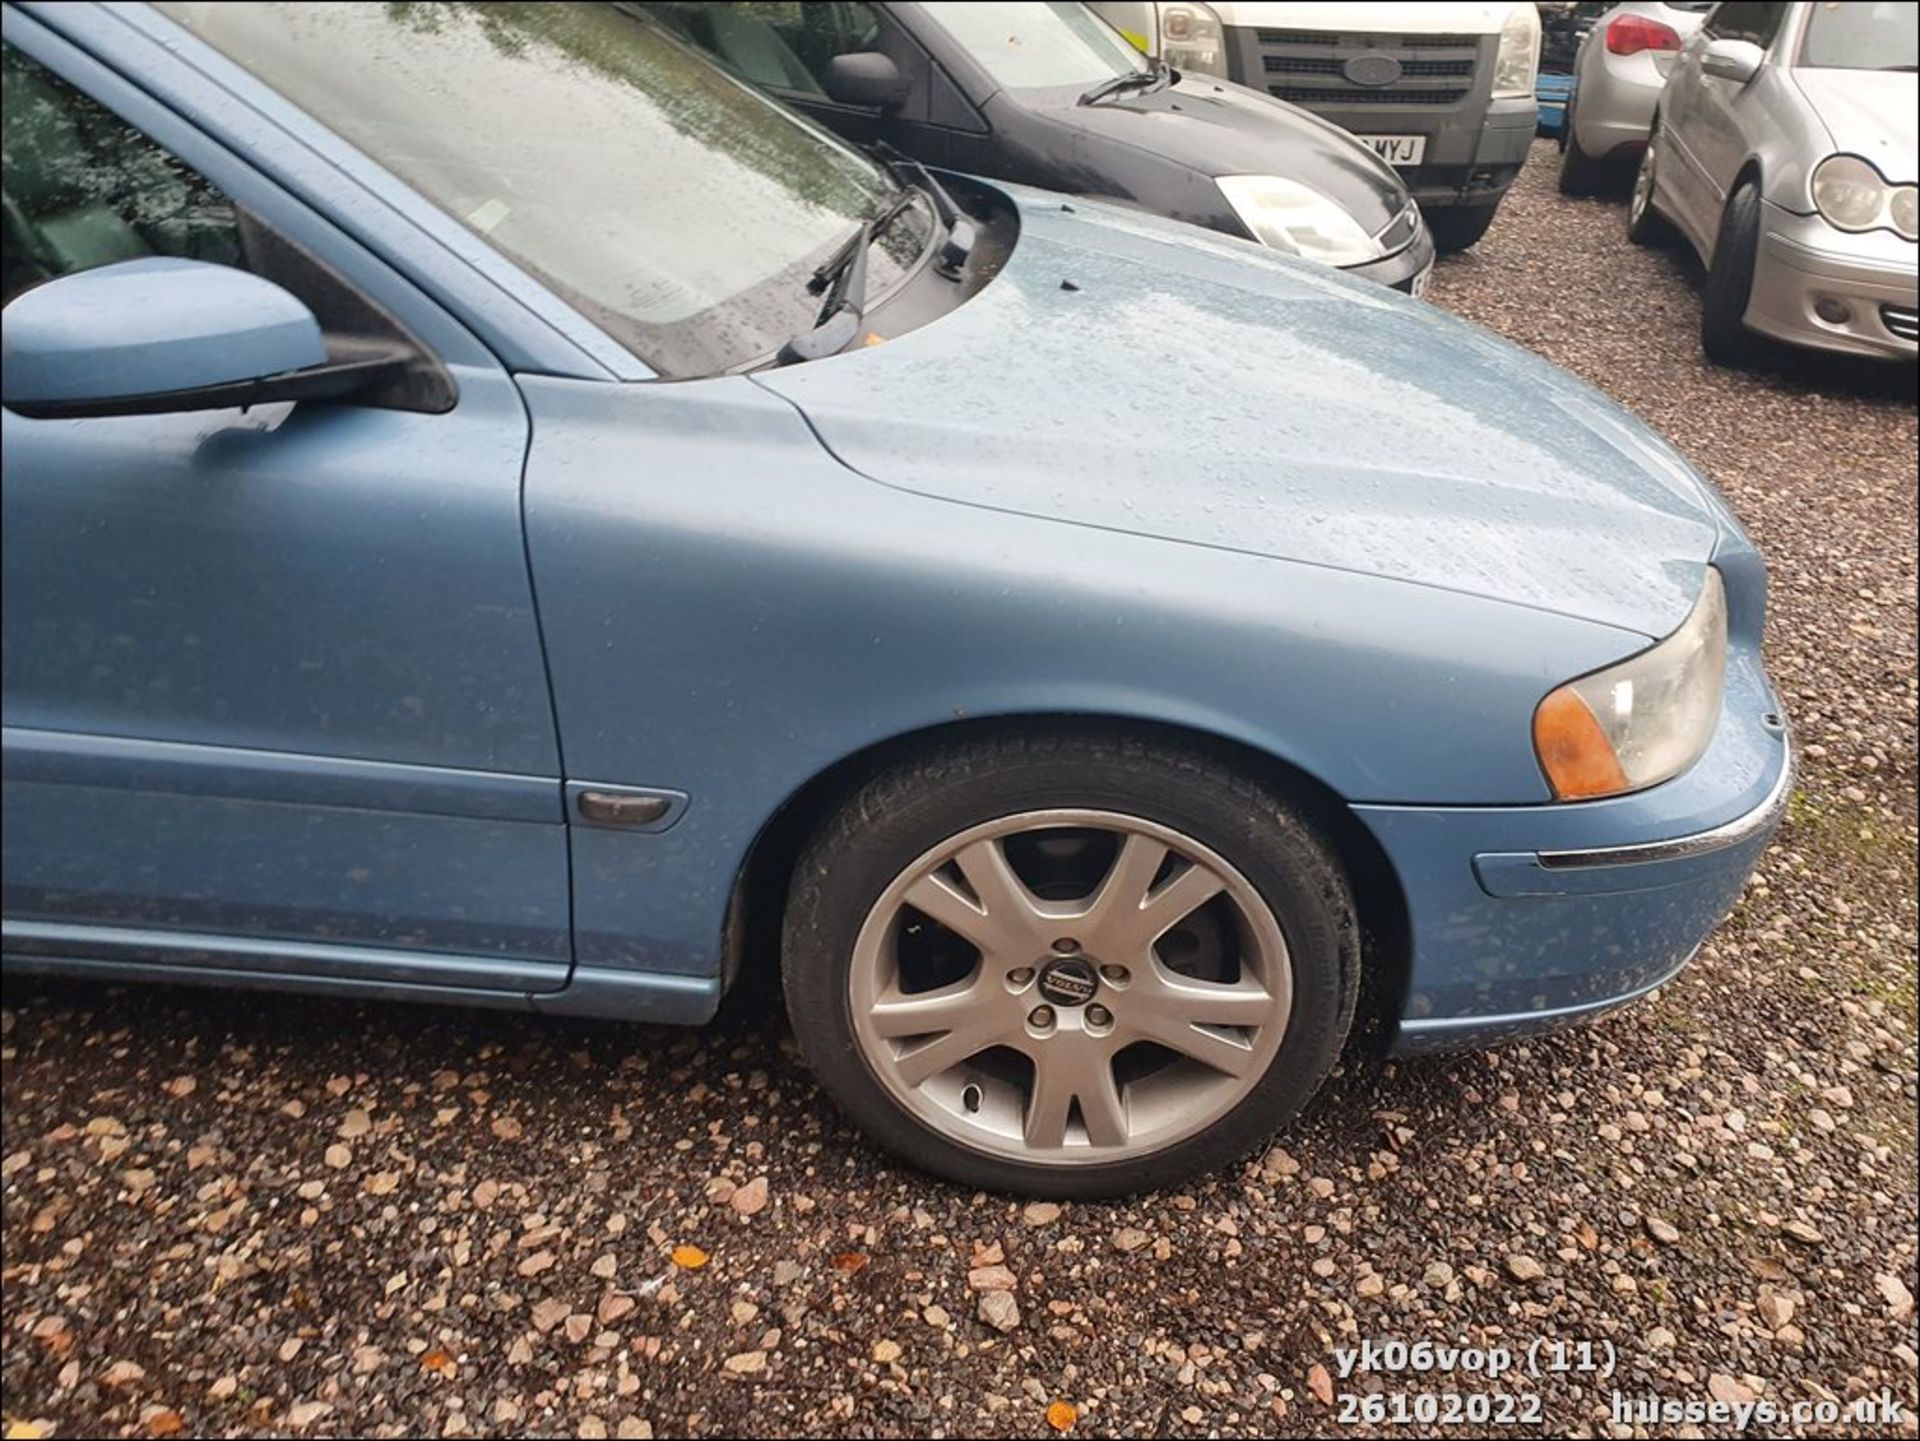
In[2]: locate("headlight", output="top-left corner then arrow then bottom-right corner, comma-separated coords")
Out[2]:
1892,185 -> 1919,238
1216,175 -> 1386,267
1492,2 -> 1541,101
1158,1 -> 1227,78
1812,154 -> 1918,240
1534,569 -> 1727,800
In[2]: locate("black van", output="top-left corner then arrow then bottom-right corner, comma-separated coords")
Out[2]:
639,0 -> 1433,293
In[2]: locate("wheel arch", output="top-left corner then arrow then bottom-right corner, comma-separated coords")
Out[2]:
718,712 -> 1412,1057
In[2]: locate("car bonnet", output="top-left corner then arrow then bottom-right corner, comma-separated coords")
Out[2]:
1787,69 -> 1918,183
754,189 -> 1727,639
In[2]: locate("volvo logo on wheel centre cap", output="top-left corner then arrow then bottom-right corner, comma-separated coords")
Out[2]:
1037,957 -> 1099,1007
1343,52 -> 1403,88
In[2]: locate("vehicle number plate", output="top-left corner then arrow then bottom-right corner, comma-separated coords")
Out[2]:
1359,134 -> 1426,167
1410,261 -> 1433,299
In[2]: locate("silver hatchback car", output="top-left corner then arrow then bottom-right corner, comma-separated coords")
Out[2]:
1630,0 -> 1917,364
1560,1 -> 1714,194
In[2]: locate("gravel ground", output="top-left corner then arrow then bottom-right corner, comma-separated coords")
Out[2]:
3,141 -> 1916,1441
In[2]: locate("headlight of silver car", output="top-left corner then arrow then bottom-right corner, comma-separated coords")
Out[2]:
1812,154 -> 1919,240
1492,2 -> 1542,101
1534,569 -> 1727,800
1216,175 -> 1387,268
1892,185 -> 1919,239
1157,1 -> 1227,78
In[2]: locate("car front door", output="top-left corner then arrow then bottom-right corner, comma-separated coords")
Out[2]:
0,25 -> 572,993
1683,1 -> 1790,240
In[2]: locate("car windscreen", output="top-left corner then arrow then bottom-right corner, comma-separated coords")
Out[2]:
919,1 -> 1148,90
154,1 -> 931,377
1798,0 -> 1919,70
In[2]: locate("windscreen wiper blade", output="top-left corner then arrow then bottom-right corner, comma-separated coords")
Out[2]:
777,218 -> 874,366
1080,60 -> 1165,106
872,142 -> 977,277
776,191 -> 919,367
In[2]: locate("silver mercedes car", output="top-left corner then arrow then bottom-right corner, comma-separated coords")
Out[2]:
1630,0 -> 1917,364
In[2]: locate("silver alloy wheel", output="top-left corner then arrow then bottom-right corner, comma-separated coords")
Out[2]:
1632,136 -> 1657,226
848,809 -> 1293,1166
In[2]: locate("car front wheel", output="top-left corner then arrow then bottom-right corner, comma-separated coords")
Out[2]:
1701,179 -> 1766,366
781,731 -> 1360,1198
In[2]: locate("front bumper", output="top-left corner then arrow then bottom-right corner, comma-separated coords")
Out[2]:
1357,636 -> 1792,1055
1373,97 -> 1538,213
1390,99 -> 1536,213
1747,202 -> 1919,361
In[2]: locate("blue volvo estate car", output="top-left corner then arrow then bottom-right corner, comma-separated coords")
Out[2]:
0,1 -> 1791,1196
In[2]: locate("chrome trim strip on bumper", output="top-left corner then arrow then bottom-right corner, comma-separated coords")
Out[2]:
1537,741 -> 1794,871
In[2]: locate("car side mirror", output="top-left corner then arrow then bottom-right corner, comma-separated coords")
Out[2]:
1699,38 -> 1763,84
825,51 -> 910,110
1,256 -> 405,420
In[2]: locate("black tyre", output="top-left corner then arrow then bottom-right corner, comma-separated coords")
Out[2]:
782,729 -> 1360,1198
1557,121 -> 1612,197
1701,179 -> 1765,366
1425,204 -> 1499,253
1627,127 -> 1680,246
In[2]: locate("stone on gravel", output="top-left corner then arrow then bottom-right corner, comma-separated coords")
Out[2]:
977,1291 -> 1020,1333
284,1400 -> 334,1429
1505,1254 -> 1546,1282
1306,1365 -> 1334,1406
518,1250 -> 557,1277
967,1265 -> 1017,1292
730,1176 -> 770,1216
1758,1290 -> 1795,1330
1879,1274 -> 1917,1320
1708,1375 -> 1759,1405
